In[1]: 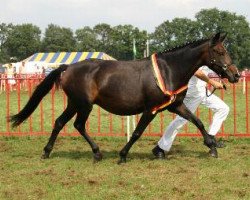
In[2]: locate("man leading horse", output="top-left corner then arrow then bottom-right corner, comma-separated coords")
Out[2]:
10,32 -> 240,163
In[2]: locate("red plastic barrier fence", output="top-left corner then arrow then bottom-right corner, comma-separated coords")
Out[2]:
0,73 -> 249,137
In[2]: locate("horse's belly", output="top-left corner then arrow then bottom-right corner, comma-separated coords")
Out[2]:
95,97 -> 144,116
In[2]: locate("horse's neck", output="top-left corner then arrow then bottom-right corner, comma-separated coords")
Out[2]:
159,44 -> 207,90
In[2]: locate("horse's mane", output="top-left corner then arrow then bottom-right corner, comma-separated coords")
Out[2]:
160,38 -> 210,54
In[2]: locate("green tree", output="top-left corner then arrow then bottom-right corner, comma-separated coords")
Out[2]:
151,18 -> 200,53
4,24 -> 41,61
0,23 -> 13,62
41,24 -> 76,52
75,26 -> 98,51
75,24 -> 147,60
111,25 -> 147,60
93,23 -> 113,54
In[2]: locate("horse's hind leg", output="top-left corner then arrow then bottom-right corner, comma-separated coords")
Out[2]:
74,105 -> 102,162
41,101 -> 76,159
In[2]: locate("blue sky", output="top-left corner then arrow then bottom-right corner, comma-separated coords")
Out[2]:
1,0 -> 249,32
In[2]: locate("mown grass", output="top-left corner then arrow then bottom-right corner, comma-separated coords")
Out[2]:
0,80 -> 249,199
0,136 -> 250,200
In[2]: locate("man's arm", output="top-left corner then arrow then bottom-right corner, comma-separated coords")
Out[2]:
194,69 -> 224,89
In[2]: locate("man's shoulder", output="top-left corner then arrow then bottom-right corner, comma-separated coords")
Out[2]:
200,66 -> 213,73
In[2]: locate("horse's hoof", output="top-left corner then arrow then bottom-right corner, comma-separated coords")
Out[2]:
93,152 -> 103,162
152,145 -> 165,159
41,153 -> 49,159
209,148 -> 218,158
117,157 -> 126,165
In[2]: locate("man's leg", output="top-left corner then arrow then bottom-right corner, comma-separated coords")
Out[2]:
201,94 -> 229,136
157,116 -> 187,151
201,94 -> 229,147
153,95 -> 202,158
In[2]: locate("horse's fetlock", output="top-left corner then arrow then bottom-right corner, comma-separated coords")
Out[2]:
119,150 -> 127,158
204,135 -> 216,148
44,145 -> 52,153
92,146 -> 100,154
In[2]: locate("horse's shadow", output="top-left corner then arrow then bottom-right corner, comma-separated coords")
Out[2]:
50,145 -> 209,161
50,150 -> 151,161
168,144 -> 209,159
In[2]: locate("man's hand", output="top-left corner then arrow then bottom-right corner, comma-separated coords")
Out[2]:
194,69 -> 225,90
208,79 -> 224,89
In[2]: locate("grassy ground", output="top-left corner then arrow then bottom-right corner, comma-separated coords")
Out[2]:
0,136 -> 250,200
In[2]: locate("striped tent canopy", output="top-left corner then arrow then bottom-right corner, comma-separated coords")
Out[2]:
24,52 -> 116,64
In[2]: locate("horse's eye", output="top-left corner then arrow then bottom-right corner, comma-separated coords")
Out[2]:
213,49 -> 224,56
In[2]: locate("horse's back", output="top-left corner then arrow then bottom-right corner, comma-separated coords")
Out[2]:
95,60 -> 151,114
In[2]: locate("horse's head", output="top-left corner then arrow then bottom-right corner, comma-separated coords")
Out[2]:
206,32 -> 240,83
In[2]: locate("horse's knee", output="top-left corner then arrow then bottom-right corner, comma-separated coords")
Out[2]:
74,121 -> 84,132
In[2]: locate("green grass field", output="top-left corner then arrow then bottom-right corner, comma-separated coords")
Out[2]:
0,81 -> 249,199
0,136 -> 250,200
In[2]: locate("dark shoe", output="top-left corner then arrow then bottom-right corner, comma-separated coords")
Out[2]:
216,140 -> 226,148
152,145 -> 165,159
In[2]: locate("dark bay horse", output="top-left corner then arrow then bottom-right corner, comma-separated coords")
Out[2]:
10,33 -> 240,163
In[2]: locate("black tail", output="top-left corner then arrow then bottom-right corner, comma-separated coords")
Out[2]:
10,64 -> 69,127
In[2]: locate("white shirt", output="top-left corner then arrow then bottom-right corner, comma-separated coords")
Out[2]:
186,66 -> 213,96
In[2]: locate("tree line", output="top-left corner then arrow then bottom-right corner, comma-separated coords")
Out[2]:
0,8 -> 249,69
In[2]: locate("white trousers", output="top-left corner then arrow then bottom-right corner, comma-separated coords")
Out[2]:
158,93 -> 229,151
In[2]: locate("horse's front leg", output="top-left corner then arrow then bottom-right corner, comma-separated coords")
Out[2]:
118,111 -> 156,164
168,103 -> 218,157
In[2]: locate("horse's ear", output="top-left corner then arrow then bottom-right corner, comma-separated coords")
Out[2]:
210,32 -> 221,46
220,32 -> 227,42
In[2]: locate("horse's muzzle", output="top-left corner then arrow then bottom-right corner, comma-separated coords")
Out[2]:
227,64 -> 240,83
228,74 -> 240,83
233,73 -> 241,82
